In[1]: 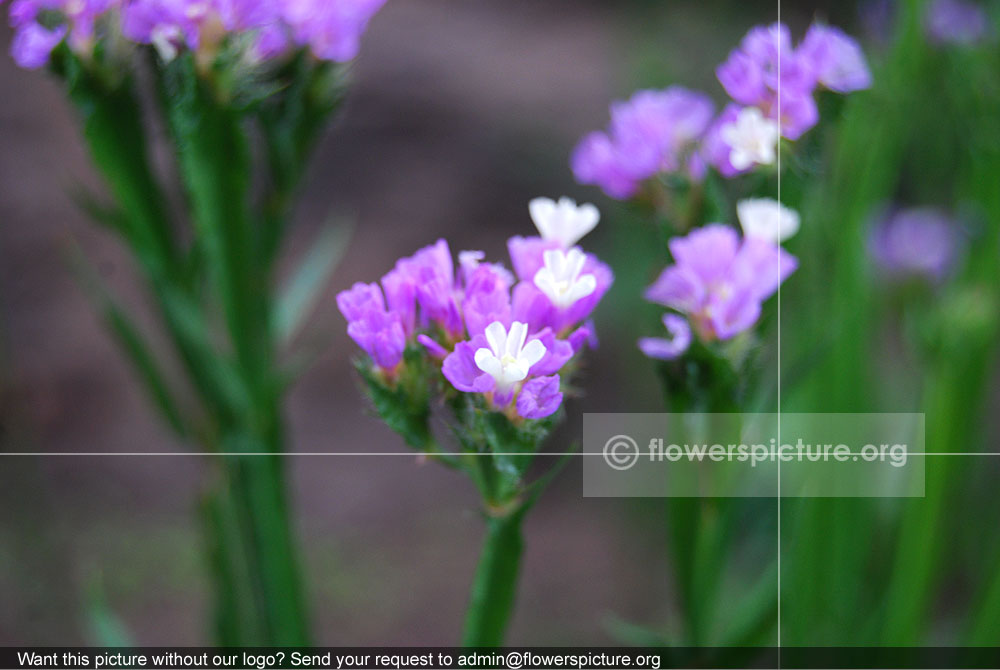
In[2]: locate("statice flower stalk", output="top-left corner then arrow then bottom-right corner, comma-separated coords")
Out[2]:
572,20 -> 871,196
6,0 -> 387,648
339,198 -> 611,646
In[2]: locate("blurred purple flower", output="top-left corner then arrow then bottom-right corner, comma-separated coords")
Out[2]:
639,313 -> 692,360
714,21 -> 870,144
10,22 -> 67,68
6,0 -> 386,68
798,23 -> 873,93
7,0 -> 115,67
571,86 -> 715,198
869,207 -> 961,281
282,0 -> 386,62
645,224 -> 797,340
925,0 -> 990,45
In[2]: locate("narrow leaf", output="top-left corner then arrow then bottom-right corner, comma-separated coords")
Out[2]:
274,217 -> 353,344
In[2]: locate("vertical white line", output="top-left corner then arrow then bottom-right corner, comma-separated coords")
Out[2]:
776,0 -> 783,662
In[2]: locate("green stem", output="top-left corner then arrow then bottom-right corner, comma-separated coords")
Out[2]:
462,508 -> 526,647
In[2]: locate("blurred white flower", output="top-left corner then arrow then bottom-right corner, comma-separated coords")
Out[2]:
720,107 -> 780,170
737,198 -> 800,244
529,196 -> 599,248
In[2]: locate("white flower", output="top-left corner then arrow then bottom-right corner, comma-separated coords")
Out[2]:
475,321 -> 546,392
529,196 -> 600,248
151,25 -> 182,62
533,248 -> 597,309
720,107 -> 780,171
737,198 -> 800,244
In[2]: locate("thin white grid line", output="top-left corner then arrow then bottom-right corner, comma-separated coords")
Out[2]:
0,452 -> 995,456
777,0 -> 783,659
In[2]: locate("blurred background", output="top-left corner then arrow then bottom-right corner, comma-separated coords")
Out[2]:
1,0 -> 998,649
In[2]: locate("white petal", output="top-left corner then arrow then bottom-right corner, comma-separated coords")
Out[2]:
565,248 -> 587,280
730,149 -> 752,170
529,197 -> 557,238
474,349 -> 503,380
507,321 -> 528,357
484,321 -> 508,358
499,362 -> 529,387
542,249 -> 565,276
520,338 -> 547,369
565,274 -> 597,304
533,268 -> 559,303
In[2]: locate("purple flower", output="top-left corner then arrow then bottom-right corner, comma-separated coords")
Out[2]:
798,24 -> 873,93
570,131 -> 643,200
462,263 -> 513,338
516,375 -> 563,420
337,282 -> 406,370
716,49 -> 767,105
527,328 -> 574,376
10,22 -> 67,69
4,0 -> 387,68
571,87 -> 715,198
771,88 -> 819,141
712,21 -> 870,146
507,235 -> 561,282
441,335 -> 496,394
645,224 -> 797,340
346,308 -> 406,370
868,207 -> 960,281
639,313 -> 692,360
282,0 -> 386,62
340,205 -> 611,421
336,281 -> 385,320
925,0 -> 990,45
390,239 -> 462,337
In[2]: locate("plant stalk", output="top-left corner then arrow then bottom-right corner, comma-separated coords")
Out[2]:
462,507 -> 526,647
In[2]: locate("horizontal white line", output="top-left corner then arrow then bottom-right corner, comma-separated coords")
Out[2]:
0,452 -> 998,457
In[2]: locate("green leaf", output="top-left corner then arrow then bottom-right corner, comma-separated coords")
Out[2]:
357,348 -> 433,451
604,615 -> 670,647
274,216 -> 353,344
83,577 -> 134,647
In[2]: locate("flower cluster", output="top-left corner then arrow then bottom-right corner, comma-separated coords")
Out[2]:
6,0 -> 387,69
338,197 -> 612,420
868,207 -> 962,282
640,198 -> 798,358
572,21 -> 871,197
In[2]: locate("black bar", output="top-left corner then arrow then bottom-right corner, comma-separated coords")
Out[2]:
4,647 -> 1000,670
